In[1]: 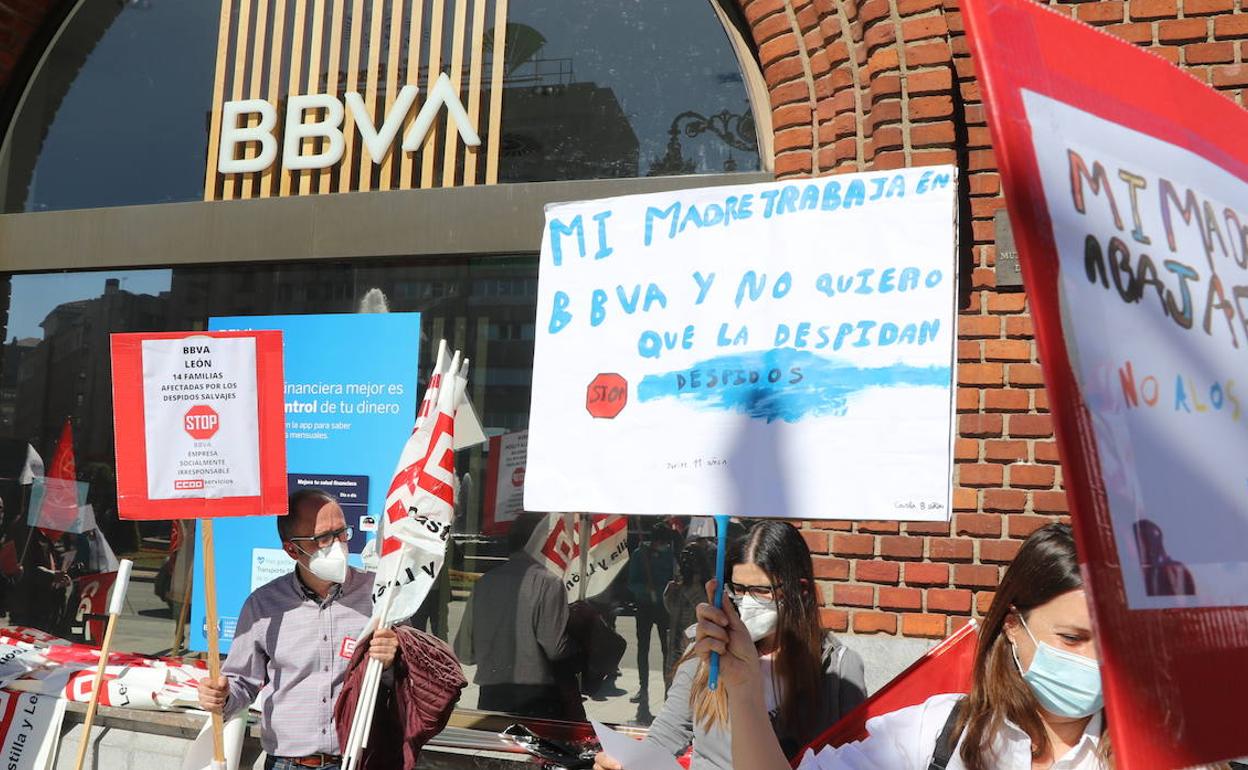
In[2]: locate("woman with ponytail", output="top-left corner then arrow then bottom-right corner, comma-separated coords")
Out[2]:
594,521 -> 867,770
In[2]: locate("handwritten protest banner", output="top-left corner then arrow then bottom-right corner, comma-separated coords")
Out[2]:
964,0 -> 1248,765
525,168 -> 958,520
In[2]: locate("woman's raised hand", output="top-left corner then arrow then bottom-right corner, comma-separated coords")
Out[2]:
692,579 -> 761,692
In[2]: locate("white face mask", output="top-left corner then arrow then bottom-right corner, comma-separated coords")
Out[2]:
304,540 -> 349,584
736,594 -> 780,642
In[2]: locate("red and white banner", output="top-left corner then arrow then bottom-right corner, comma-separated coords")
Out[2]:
964,1 -> 1248,766
527,513 -> 629,600
372,343 -> 467,625
795,621 -> 976,763
73,572 -> 118,644
482,430 -> 527,536
0,627 -> 208,711
0,690 -> 66,770
110,331 -> 287,520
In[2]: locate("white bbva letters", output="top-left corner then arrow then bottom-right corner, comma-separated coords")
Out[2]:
217,73 -> 482,174
218,99 -> 278,174
283,94 -> 345,170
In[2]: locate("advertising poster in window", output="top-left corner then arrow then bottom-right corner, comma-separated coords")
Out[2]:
963,0 -> 1248,765
110,331 -> 287,520
192,313 -> 420,652
482,430 -> 527,535
526,167 -> 959,521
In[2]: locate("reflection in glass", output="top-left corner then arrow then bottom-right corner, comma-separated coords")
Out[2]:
0,259 -> 748,726
1,0 -> 760,212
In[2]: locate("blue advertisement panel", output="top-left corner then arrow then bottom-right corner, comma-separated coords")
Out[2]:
192,313 -> 420,652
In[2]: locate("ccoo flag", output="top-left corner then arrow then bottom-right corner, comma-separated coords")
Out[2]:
371,342 -> 468,624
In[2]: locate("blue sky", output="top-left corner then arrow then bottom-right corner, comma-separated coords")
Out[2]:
8,269 -> 172,341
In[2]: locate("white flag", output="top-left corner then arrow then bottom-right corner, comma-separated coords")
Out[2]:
372,345 -> 466,625
17,445 -> 43,486
527,513 -> 630,600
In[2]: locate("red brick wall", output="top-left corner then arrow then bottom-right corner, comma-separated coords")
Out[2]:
737,0 -> 1248,641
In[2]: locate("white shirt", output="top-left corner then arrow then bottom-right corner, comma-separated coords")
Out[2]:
759,653 -> 782,714
797,693 -> 1105,770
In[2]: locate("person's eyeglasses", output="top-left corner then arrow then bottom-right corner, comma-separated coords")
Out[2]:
288,526 -> 353,552
726,581 -> 777,601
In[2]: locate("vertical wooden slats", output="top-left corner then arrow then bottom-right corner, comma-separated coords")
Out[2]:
401,0 -> 426,189
461,0 -> 488,186
204,0 -> 235,201
279,0 -> 310,196
223,0 -> 254,200
380,0 -> 406,190
260,0 -> 290,196
420,0 -> 447,189
321,0 -> 348,194
208,0 -> 508,198
299,0 -> 327,195
340,0 -> 367,191
245,0 -> 270,198
440,0 -> 468,186
485,0 -> 507,185
359,0 -> 386,191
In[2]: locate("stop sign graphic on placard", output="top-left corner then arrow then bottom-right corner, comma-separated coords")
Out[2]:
586,373 -> 628,419
184,405 -> 220,440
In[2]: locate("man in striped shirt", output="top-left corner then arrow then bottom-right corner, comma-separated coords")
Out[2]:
197,489 -> 399,770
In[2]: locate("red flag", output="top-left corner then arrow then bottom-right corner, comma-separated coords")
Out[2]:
39,420 -> 78,540
793,621 -> 977,764
73,571 -> 119,643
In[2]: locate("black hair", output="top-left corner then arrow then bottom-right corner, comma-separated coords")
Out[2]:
280,488 -> 336,541
507,511 -> 545,553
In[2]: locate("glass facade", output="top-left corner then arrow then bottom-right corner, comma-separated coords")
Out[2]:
0,0 -> 760,213
0,259 -> 719,726
0,0 -> 768,734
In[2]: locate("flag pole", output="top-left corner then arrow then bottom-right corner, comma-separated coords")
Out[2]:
201,520 -> 227,770
71,558 -> 132,770
577,514 -> 591,603
708,515 -> 730,691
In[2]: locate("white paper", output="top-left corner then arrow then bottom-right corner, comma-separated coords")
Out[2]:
592,720 -> 682,770
1024,90 -> 1248,609
527,169 -> 958,521
141,335 -> 261,500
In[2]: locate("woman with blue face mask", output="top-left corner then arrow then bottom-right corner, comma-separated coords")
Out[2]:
594,521 -> 867,770
695,523 -> 1114,770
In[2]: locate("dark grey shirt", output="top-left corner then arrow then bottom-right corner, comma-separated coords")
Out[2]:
454,552 -> 573,686
645,635 -> 867,770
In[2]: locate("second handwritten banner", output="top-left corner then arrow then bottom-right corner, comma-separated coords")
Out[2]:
525,166 -> 959,521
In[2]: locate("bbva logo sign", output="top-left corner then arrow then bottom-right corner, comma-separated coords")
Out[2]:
217,72 -> 481,174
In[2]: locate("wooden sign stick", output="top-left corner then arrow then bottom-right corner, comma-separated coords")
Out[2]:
71,558 -> 133,770
201,520 -> 227,770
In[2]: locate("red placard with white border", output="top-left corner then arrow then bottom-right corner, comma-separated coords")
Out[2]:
111,331 -> 287,520
964,1 -> 1248,766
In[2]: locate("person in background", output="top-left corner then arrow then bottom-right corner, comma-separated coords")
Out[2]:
454,512 -> 579,720
663,538 -> 713,690
596,521 -> 866,770
628,521 -> 676,708
196,489 -> 399,770
697,523 -> 1116,770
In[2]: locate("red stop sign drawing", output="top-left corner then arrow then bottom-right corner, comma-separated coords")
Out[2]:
586,373 -> 628,419
184,404 -> 220,440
